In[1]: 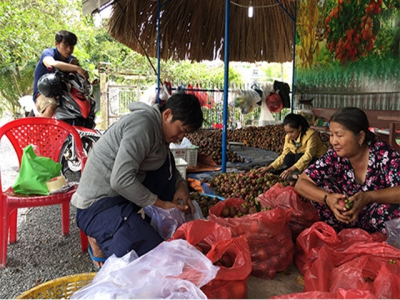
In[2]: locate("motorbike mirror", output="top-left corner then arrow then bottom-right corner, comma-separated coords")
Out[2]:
91,79 -> 99,85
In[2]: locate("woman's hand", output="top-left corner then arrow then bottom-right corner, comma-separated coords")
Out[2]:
260,165 -> 273,173
173,181 -> 194,214
341,191 -> 370,223
280,167 -> 297,180
326,193 -> 352,223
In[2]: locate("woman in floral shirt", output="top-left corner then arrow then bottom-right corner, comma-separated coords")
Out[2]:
295,107 -> 400,234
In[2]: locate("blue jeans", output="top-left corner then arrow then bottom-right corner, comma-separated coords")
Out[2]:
76,154 -> 177,257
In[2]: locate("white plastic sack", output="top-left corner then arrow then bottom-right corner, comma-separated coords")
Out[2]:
144,200 -> 203,240
234,89 -> 261,114
170,137 -> 196,149
385,218 -> 400,249
71,239 -> 219,299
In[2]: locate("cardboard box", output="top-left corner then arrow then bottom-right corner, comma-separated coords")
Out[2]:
170,146 -> 198,167
175,158 -> 188,178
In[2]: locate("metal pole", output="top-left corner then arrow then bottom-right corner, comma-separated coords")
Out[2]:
274,0 -> 297,112
222,0 -> 230,173
291,0 -> 297,112
156,0 -> 162,103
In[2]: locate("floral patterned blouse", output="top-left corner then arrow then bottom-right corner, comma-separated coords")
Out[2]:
305,140 -> 400,196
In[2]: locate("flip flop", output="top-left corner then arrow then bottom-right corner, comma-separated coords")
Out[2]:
88,245 -> 107,270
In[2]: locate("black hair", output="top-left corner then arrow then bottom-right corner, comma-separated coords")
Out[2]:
55,30 -> 77,46
161,93 -> 204,132
329,107 -> 375,144
283,113 -> 310,135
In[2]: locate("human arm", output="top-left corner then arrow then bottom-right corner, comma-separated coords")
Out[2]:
341,186 -> 400,223
268,135 -> 291,171
172,180 -> 194,214
295,173 -> 351,223
109,111 -> 169,207
43,55 -> 89,80
292,130 -> 320,173
341,142 -> 400,222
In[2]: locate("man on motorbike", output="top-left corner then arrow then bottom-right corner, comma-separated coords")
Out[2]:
33,30 -> 89,118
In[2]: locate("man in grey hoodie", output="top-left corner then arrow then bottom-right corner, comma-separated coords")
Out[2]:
71,93 -> 203,269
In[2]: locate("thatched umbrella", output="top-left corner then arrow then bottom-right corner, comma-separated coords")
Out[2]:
84,0 -> 296,171
104,0 -> 295,63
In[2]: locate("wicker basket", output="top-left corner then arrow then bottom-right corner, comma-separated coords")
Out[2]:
16,272 -> 96,299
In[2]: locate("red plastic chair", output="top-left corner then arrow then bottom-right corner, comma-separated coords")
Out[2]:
0,117 -> 88,268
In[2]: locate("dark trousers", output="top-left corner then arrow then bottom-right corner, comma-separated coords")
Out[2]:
76,154 -> 177,258
283,153 -> 305,169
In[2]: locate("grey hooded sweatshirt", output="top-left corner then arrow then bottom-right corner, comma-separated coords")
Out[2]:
71,102 -> 184,210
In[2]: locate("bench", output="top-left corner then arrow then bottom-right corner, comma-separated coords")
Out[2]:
311,107 -> 400,153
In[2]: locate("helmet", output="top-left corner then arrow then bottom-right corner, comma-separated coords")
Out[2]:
38,73 -> 62,97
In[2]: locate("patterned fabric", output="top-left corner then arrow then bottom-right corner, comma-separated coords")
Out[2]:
305,140 -> 400,234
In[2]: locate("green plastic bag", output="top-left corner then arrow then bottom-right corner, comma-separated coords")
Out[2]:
12,145 -> 62,195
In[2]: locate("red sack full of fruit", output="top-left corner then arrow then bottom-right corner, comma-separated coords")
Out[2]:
258,183 -> 320,239
171,219 -> 252,299
303,227 -> 400,298
295,221 -> 387,276
208,198 -> 294,279
295,221 -> 341,275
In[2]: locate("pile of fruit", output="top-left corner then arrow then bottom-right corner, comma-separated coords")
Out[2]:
187,129 -> 244,165
208,168 -> 287,201
190,192 -> 222,218
338,198 -> 353,209
187,126 -> 331,165
220,202 -> 270,218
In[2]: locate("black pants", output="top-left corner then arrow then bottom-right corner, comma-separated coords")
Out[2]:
283,153 -> 305,169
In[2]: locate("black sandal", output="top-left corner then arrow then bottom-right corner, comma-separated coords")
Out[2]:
288,173 -> 300,182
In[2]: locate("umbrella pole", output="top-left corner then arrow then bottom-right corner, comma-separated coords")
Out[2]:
156,0 -> 161,102
221,0 -> 231,173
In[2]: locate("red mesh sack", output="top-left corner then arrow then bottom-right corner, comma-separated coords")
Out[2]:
208,198 -> 294,279
171,219 -> 252,299
266,92 -> 283,113
258,183 -> 320,239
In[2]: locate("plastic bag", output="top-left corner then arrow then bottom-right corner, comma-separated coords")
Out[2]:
234,90 -> 261,114
266,91 -> 283,113
12,145 -> 62,195
171,219 -> 252,299
296,223 -> 400,298
385,218 -> 400,249
143,200 -> 203,240
71,239 -> 218,299
208,198 -> 294,279
258,183 -> 320,239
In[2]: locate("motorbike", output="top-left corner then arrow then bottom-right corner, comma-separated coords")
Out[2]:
37,67 -> 102,182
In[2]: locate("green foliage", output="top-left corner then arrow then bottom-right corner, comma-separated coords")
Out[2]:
0,0 -> 289,120
0,60 -> 36,116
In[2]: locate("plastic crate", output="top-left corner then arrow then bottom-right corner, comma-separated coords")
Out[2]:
170,147 -> 198,167
175,158 -> 188,179
16,273 -> 96,299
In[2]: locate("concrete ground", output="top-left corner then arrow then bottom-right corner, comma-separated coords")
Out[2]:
0,202 -> 304,299
248,264 -> 304,298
